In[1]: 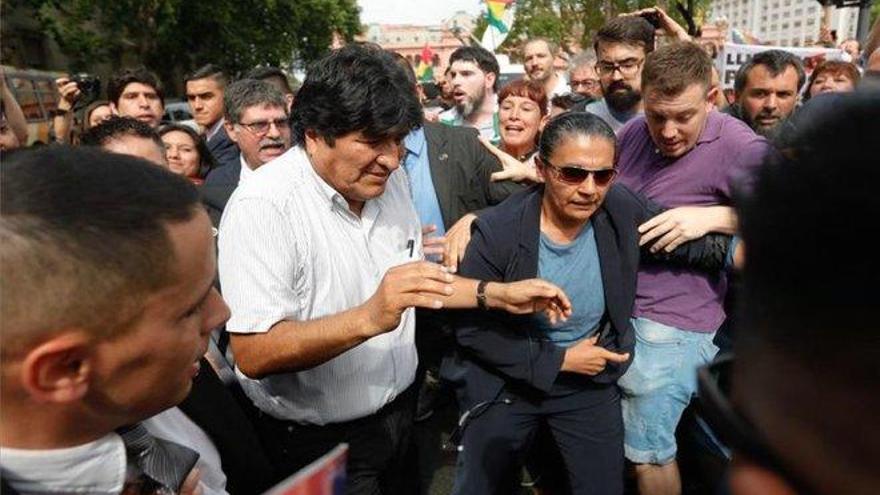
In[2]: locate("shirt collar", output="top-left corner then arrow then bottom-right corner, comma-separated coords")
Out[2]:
299,146 -> 349,211
696,110 -> 723,145
404,127 -> 426,157
0,434 -> 127,494
205,118 -> 226,141
239,154 -> 255,182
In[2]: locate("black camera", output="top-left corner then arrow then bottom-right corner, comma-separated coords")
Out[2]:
70,73 -> 101,109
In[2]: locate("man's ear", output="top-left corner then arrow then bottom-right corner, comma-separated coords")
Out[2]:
21,331 -> 93,404
706,85 -> 720,111
224,120 -> 239,145
485,72 -> 497,92
109,102 -> 119,115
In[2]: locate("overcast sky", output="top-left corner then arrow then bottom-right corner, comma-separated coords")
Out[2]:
357,0 -> 483,25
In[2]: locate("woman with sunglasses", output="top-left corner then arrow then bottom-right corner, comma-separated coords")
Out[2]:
444,112 -> 738,495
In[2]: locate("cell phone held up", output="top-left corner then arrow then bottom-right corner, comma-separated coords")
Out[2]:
641,11 -> 662,29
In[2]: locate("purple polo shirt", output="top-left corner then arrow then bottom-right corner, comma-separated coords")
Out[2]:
616,111 -> 770,332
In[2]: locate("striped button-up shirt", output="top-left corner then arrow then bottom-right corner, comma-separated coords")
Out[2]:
218,146 -> 422,425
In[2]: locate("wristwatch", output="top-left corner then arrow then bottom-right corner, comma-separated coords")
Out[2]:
476,280 -> 489,310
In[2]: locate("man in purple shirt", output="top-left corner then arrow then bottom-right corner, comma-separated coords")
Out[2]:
615,42 -> 769,495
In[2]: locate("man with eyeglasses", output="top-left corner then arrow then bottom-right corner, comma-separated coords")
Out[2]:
613,42 -> 770,495
568,50 -> 603,103
583,16 -> 655,133
202,79 -> 291,226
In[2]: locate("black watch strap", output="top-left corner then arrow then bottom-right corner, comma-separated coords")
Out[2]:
476,280 -> 489,310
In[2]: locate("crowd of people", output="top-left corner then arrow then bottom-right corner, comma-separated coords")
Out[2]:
1,6 -> 879,495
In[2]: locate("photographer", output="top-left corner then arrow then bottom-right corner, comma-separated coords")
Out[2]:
52,74 -> 105,144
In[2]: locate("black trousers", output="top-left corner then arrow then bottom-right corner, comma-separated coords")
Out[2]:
452,379 -> 624,495
254,384 -> 417,495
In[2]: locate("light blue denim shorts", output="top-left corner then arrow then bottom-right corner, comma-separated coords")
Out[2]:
618,317 -> 719,465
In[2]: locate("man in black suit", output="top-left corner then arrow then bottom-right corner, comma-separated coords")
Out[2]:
186,65 -> 239,169
201,79 -> 291,226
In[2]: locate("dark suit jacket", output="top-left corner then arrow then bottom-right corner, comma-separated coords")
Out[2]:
441,185 -> 731,409
179,359 -> 277,495
422,121 -> 524,229
201,158 -> 241,227
207,124 -> 240,170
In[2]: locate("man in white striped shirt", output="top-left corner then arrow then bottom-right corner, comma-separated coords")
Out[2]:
218,45 -> 570,494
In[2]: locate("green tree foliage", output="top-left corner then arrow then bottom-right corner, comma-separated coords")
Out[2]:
7,0 -> 360,77
497,0 -> 711,57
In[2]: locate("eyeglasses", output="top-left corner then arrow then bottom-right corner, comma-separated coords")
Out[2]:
570,79 -> 600,90
238,118 -> 290,135
596,58 -> 644,77
697,355 -> 818,495
541,159 -> 617,186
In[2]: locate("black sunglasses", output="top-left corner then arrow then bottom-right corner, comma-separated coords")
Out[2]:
697,355 -> 818,495
540,158 -> 617,186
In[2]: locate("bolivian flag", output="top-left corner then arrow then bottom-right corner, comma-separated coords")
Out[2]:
486,0 -> 514,34
416,44 -> 434,82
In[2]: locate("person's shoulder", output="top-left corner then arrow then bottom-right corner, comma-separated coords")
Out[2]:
477,186 -> 539,229
617,115 -> 649,145
603,183 -> 645,214
204,160 -> 240,186
231,147 -> 307,202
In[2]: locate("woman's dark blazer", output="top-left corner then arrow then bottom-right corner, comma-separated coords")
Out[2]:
441,184 -> 731,409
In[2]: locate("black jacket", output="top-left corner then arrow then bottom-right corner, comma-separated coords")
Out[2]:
441,185 -> 731,408
207,125 -> 240,171
201,158 -> 240,227
422,121 -> 524,229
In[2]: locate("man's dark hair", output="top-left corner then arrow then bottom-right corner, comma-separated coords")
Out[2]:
449,46 -> 501,90
735,92 -> 880,494
184,64 -> 229,88
107,67 -> 165,106
245,66 -> 295,95
80,115 -> 164,149
594,16 -> 656,55
733,50 -> 806,95
539,111 -> 616,164
388,51 -> 419,91
223,79 -> 287,124
290,44 -> 422,146
0,146 -> 200,350
642,42 -> 713,97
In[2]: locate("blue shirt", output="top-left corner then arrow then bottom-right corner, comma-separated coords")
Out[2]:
534,222 -> 605,347
403,128 -> 446,236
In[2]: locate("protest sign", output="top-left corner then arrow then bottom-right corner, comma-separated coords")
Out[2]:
717,43 -> 846,89
263,444 -> 348,495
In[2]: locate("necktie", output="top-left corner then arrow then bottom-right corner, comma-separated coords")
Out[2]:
117,423 -> 200,493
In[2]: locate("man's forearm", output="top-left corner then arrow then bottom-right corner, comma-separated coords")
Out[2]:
230,305 -> 376,379
704,206 -> 739,234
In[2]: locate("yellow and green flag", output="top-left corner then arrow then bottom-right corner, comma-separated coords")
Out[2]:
416,44 -> 434,82
485,0 -> 513,33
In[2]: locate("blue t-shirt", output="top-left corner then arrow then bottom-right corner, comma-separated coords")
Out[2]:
533,222 -> 605,347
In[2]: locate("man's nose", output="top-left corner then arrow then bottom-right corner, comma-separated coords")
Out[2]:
764,93 -> 778,110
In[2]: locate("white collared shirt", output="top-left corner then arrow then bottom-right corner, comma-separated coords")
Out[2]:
143,408 -> 227,495
0,434 -> 127,494
238,154 -> 255,184
218,146 -> 422,425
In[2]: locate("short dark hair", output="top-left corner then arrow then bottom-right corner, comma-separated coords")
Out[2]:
0,146 -> 200,351
223,79 -> 287,124
184,64 -> 228,88
245,66 -> 295,95
388,50 -> 419,91
538,111 -> 616,164
80,116 -> 164,149
449,46 -> 500,90
290,44 -> 422,146
594,16 -> 656,55
735,92 -> 880,493
734,50 -> 806,95
107,67 -> 164,106
158,123 -> 218,178
642,42 -> 713,97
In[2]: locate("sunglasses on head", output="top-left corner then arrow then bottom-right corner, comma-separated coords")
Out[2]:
540,159 -> 617,186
